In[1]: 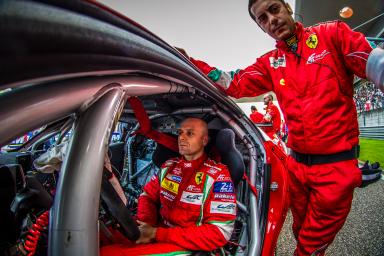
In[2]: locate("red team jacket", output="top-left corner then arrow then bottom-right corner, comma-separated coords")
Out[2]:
250,111 -> 264,123
137,154 -> 236,251
191,21 -> 372,155
262,102 -> 281,136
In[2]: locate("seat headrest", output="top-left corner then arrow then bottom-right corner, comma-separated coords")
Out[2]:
215,129 -> 244,187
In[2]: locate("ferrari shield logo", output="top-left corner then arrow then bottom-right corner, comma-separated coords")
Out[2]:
306,34 -> 318,49
195,172 -> 204,185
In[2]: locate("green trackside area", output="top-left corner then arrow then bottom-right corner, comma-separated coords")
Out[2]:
359,138 -> 384,165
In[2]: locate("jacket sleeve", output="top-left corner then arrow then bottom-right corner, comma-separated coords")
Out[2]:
335,21 -> 373,79
269,105 -> 281,133
190,58 -> 273,99
136,174 -> 160,226
155,166 -> 237,251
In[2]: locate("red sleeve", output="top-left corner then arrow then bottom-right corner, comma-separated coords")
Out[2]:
335,21 -> 373,79
155,165 -> 237,251
136,174 -> 160,226
190,57 -> 272,99
270,105 -> 281,133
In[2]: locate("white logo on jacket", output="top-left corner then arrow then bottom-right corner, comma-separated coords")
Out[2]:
180,191 -> 203,205
186,185 -> 201,192
269,55 -> 286,69
217,174 -> 231,181
307,50 -> 330,64
183,162 -> 192,168
210,201 -> 236,215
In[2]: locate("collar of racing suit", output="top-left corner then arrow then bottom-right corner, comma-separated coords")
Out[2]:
275,22 -> 304,51
179,153 -> 207,172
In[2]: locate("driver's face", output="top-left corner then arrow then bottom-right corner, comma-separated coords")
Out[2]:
178,118 -> 208,161
250,0 -> 295,41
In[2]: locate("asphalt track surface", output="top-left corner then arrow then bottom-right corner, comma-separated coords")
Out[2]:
276,179 -> 384,256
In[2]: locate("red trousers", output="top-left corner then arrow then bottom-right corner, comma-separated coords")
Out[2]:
287,157 -> 362,256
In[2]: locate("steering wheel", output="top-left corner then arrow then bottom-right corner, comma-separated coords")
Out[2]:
100,169 -> 140,241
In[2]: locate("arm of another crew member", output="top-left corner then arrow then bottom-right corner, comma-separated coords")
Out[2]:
336,21 -> 374,82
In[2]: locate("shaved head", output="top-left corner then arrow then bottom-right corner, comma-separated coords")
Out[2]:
178,118 -> 209,160
181,118 -> 208,136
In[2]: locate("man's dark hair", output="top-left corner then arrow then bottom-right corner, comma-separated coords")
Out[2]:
248,0 -> 285,21
251,105 -> 257,111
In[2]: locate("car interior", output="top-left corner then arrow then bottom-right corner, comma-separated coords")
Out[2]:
0,87 -> 272,256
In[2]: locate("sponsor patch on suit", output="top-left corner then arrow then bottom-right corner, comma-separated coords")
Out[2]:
161,178 -> 179,194
166,174 -> 182,183
213,193 -> 235,201
269,55 -> 286,69
195,172 -> 204,185
186,185 -> 201,193
210,201 -> 236,215
180,191 -> 203,205
217,174 -> 231,181
161,190 -> 176,201
213,182 -> 234,193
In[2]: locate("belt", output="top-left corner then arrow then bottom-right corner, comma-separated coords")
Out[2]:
290,145 -> 360,166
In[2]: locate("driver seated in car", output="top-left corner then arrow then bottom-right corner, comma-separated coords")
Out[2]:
101,118 -> 237,255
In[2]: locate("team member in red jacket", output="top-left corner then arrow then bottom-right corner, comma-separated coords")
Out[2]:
177,0 -> 379,255
250,105 -> 264,123
261,93 -> 281,138
101,118 -> 236,255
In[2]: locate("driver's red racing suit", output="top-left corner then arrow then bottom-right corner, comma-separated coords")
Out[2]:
190,21 -> 372,255
102,154 -> 236,255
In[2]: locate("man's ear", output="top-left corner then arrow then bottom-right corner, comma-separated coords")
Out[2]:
285,3 -> 293,15
203,136 -> 209,146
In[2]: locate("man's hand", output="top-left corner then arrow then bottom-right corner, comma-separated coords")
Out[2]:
136,220 -> 157,244
264,113 -> 272,121
175,47 -> 189,58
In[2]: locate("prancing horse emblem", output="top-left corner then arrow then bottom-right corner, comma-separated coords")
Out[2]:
195,172 -> 204,185
306,34 -> 318,49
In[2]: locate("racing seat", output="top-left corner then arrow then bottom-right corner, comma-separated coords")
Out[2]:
214,129 -> 244,187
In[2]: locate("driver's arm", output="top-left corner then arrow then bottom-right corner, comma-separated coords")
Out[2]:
155,165 -> 236,251
137,174 -> 160,226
